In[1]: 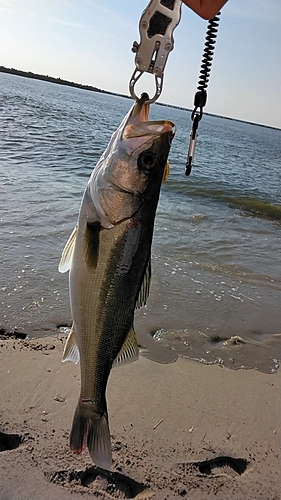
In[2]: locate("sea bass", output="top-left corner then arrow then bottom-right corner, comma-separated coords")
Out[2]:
59,94 -> 174,469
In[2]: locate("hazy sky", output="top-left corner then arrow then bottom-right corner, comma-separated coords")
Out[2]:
1,0 -> 280,128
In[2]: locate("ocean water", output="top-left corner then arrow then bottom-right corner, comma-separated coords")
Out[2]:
1,72 -> 281,373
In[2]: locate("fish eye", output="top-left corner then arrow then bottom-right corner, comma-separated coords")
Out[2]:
137,151 -> 157,172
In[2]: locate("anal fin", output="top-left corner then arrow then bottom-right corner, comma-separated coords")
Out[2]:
113,327 -> 139,367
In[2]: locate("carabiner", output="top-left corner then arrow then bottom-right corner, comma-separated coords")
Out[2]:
129,69 -> 163,105
129,0 -> 181,104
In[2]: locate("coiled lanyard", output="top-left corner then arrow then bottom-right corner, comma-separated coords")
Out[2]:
129,0 -> 221,175
186,12 -> 221,176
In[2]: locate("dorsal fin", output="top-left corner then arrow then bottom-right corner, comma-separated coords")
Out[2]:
62,325 -> 80,364
112,327 -> 139,367
58,226 -> 77,273
136,258 -> 151,308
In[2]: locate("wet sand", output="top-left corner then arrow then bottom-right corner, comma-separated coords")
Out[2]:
1,332 -> 280,500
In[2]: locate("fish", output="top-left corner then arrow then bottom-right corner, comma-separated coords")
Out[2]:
58,93 -> 174,469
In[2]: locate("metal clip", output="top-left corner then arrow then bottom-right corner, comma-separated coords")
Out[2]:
129,0 -> 182,104
185,113 -> 200,176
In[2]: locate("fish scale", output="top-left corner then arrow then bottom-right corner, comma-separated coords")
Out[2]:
77,223 -> 137,400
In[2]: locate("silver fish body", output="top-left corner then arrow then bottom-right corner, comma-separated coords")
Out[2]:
59,97 -> 174,469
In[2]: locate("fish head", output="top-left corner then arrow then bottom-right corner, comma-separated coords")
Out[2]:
88,95 -> 174,227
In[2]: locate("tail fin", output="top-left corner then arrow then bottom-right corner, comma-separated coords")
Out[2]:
69,402 -> 112,469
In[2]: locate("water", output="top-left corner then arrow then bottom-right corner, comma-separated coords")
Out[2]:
1,72 -> 281,373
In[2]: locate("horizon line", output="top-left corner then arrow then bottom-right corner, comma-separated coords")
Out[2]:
1,66 -> 280,132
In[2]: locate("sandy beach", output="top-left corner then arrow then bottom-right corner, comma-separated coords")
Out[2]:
1,331 -> 280,500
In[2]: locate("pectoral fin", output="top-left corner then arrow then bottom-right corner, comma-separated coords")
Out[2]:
113,327 -> 139,367
62,325 -> 80,364
58,226 -> 77,273
162,160 -> 170,182
136,258 -> 151,308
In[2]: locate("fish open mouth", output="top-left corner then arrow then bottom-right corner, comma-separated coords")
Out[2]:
123,93 -> 174,140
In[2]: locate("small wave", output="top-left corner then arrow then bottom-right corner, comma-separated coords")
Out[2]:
166,179 -> 281,221
229,197 -> 281,221
153,328 -> 281,373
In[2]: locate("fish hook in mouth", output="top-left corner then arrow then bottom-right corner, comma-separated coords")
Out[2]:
137,92 -> 150,105
129,93 -> 150,124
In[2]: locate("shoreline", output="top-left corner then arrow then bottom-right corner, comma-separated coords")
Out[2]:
1,333 -> 280,499
1,66 -> 280,131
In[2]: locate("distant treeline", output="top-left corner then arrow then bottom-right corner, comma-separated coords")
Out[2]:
0,66 -> 129,99
1,66 -> 279,130
0,65 -> 188,111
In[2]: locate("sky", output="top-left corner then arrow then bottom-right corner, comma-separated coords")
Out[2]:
0,0 -> 281,128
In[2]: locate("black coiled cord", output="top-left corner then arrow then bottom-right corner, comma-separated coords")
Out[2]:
198,12 -> 221,93
186,12 -> 221,175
